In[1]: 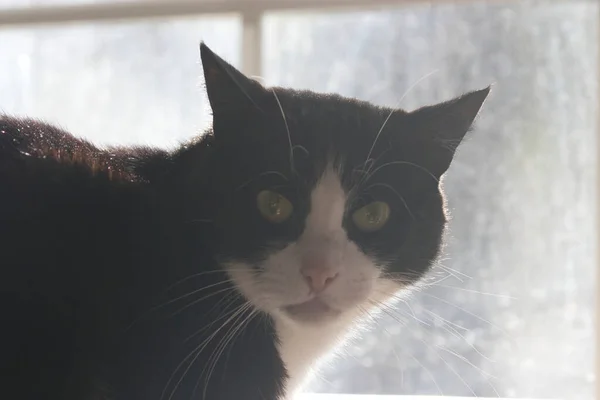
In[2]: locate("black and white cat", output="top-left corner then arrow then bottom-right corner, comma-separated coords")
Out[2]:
0,43 -> 489,400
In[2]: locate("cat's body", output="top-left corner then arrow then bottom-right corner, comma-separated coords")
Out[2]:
0,44 -> 489,400
0,115 -> 286,400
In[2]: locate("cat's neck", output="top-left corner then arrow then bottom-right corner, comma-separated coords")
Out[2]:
274,312 -> 359,399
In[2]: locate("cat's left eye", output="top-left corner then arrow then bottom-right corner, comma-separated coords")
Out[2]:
352,201 -> 390,232
256,190 -> 294,223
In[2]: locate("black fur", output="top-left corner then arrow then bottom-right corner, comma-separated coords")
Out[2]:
0,43 -> 489,399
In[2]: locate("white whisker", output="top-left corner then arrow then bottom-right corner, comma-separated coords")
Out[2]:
366,182 -> 415,219
366,160 -> 439,185
363,69 -> 440,175
422,292 -> 515,342
427,284 -> 516,300
271,89 -> 295,174
436,264 -> 472,280
163,302 -> 250,400
235,170 -> 289,192
200,306 -> 257,399
366,303 -> 444,396
423,310 -> 495,363
126,279 -> 235,330
168,286 -> 238,318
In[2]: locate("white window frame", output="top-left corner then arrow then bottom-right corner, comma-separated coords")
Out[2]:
0,1 -> 593,399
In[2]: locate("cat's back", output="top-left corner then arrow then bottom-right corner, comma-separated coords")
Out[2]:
0,116 -> 154,291
0,115 -> 144,189
0,116 -> 169,399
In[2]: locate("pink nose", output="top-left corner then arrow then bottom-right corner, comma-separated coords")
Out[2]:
301,265 -> 339,293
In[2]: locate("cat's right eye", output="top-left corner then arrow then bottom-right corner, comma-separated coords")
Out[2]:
256,190 -> 294,223
352,201 -> 391,232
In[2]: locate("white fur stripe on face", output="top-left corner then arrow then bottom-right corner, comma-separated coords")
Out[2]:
303,167 -> 346,236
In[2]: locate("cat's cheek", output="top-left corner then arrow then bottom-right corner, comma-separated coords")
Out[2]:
222,262 -> 269,309
223,258 -> 301,314
328,275 -> 375,311
372,277 -> 410,307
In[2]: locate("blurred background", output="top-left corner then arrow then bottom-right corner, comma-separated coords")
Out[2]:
0,1 -> 597,399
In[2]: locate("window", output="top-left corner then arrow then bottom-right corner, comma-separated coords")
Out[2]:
0,1 -> 596,399
0,15 -> 240,146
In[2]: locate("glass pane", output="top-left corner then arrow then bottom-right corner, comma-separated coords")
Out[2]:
264,2 -> 597,400
0,16 -> 240,146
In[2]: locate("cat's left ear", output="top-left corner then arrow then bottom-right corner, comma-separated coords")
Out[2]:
406,86 -> 491,177
200,42 -> 265,118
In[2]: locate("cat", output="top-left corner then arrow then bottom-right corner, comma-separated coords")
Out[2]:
0,42 -> 489,400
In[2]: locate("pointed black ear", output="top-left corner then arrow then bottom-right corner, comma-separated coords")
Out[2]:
408,86 -> 491,177
199,42 -> 264,117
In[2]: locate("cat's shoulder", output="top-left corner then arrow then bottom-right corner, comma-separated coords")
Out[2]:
0,114 -> 104,170
0,115 -> 169,183
0,115 -> 75,158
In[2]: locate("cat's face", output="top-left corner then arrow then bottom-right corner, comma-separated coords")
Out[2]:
197,43 -> 489,326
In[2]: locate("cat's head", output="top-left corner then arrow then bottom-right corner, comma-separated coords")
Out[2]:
198,43 -> 489,326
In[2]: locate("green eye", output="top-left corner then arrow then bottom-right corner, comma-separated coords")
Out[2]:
257,190 -> 293,223
352,201 -> 390,232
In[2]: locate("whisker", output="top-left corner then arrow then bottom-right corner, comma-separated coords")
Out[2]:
168,286 -> 238,318
423,309 -> 469,332
423,310 -> 495,363
366,182 -> 415,220
271,89 -> 295,174
248,75 -> 266,84
437,346 -> 500,396
364,108 -> 395,172
365,303 -> 444,396
183,297 -> 242,343
438,344 -> 498,378
235,170 -> 289,192
372,300 -> 480,396
374,270 -> 503,395
203,304 -> 253,378
366,160 -> 439,185
435,264 -> 472,281
430,267 -> 464,283
162,302 -> 251,400
200,306 -> 257,399
220,308 -> 259,372
126,279 -> 235,330
164,270 -> 241,292
355,306 -> 405,392
425,283 -> 517,300
399,300 -> 430,327
291,144 -> 310,158
352,149 -> 390,194
422,292 -> 515,342
381,270 -> 426,278
407,351 -> 445,395
411,271 -> 459,286
362,69 -> 439,176
205,289 -> 241,317
432,347 -> 477,396
161,279 -> 234,307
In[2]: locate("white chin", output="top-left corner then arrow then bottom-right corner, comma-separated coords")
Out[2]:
281,298 -> 343,324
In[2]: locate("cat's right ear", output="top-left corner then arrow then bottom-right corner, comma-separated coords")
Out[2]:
200,42 -> 265,117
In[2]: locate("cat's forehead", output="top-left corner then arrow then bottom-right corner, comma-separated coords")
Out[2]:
215,89 -> 420,194
249,90 -> 404,180
273,89 -> 395,133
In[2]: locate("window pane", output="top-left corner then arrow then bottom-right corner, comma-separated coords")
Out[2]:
264,2 -> 597,399
0,16 -> 240,146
